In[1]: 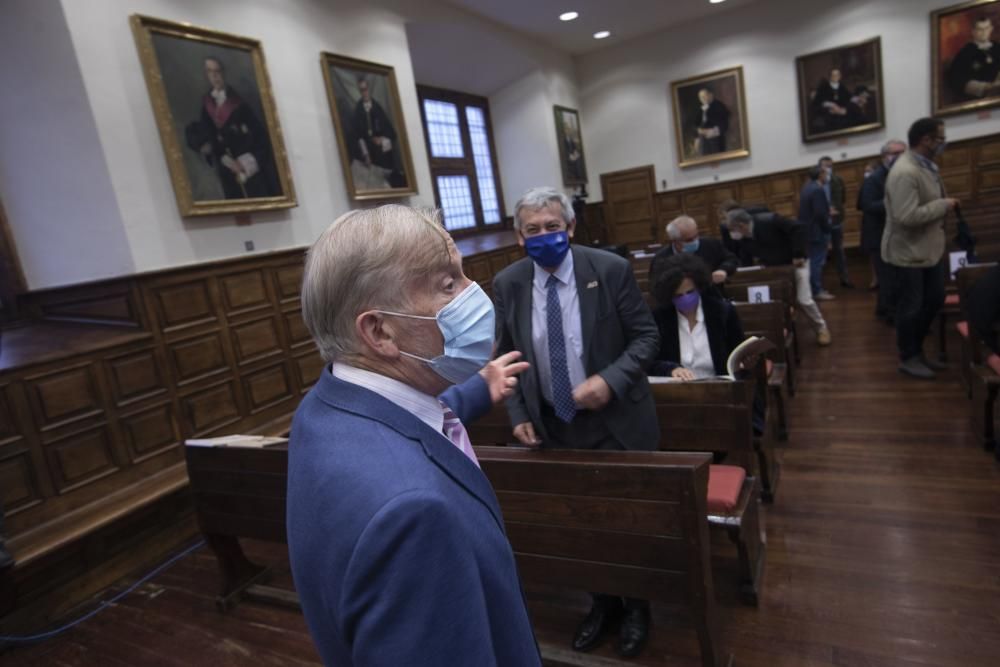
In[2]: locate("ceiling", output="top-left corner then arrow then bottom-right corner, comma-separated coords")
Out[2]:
445,0 -> 760,55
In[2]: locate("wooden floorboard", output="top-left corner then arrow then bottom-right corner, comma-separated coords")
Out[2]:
2,269 -> 998,666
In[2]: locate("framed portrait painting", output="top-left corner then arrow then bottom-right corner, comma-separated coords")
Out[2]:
130,15 -> 296,217
670,67 -> 750,168
796,37 -> 884,142
321,53 -> 417,200
932,0 -> 1000,116
553,106 -> 588,186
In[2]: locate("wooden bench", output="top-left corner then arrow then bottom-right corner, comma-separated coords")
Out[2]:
476,447 -> 730,667
734,301 -> 793,441
726,265 -> 801,366
185,441 -> 733,666
956,264 -> 1000,454
651,380 -> 767,604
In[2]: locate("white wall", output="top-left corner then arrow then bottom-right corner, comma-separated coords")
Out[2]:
2,0 -> 439,289
0,0 -> 134,289
404,3 -> 580,214
577,0 -> 1000,201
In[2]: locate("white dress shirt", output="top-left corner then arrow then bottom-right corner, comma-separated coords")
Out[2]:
530,252 -> 586,405
677,303 -> 716,379
331,362 -> 445,437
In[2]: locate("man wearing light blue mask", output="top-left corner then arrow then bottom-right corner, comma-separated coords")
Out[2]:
648,215 -> 739,298
288,205 -> 540,667
493,186 -> 660,658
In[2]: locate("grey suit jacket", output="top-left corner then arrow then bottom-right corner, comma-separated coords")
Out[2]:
493,245 -> 660,450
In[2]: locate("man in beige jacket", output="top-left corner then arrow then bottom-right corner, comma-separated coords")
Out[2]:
883,118 -> 960,379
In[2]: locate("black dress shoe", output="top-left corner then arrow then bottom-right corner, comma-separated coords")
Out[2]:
840,280 -> 855,289
572,597 -> 623,652
616,605 -> 650,658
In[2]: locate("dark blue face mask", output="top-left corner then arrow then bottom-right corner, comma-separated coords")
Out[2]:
524,230 -> 570,269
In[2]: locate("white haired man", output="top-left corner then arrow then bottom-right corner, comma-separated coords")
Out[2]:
648,215 -> 739,299
288,205 -> 540,666
493,187 -> 660,658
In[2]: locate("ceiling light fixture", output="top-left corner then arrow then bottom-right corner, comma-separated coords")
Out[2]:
593,30 -> 611,39
559,11 -> 579,21
710,0 -> 727,4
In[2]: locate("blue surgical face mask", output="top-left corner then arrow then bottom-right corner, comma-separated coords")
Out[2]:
378,282 -> 495,385
680,239 -> 700,254
524,230 -> 570,269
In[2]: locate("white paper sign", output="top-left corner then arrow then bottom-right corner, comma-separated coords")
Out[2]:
747,285 -> 771,303
949,250 -> 968,280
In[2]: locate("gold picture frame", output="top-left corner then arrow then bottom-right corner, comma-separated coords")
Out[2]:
130,14 -> 296,217
553,105 -> 588,187
796,37 -> 885,143
320,53 -> 417,200
932,0 -> 1000,116
670,66 -> 750,168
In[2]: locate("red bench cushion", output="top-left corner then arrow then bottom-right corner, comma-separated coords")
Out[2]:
765,358 -> 774,377
956,321 -> 969,338
945,293 -> 960,306
988,354 -> 1000,376
707,465 -> 746,514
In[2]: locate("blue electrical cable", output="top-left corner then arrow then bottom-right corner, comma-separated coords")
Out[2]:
0,539 -> 205,644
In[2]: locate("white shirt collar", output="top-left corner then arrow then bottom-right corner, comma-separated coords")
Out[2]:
532,247 -> 575,291
210,88 -> 227,106
683,301 -> 705,328
331,362 -> 444,435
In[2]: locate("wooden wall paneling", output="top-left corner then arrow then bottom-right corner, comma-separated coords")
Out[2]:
179,379 -> 242,438
148,278 -> 219,337
240,361 -> 296,415
218,270 -> 272,320
581,202 -> 607,246
33,280 -> 143,329
766,173 -> 798,200
739,180 -> 766,206
23,362 -> 105,433
506,247 -> 524,266
0,382 -> 44,516
293,349 -> 324,395
166,330 -> 230,387
43,423 -> 120,494
105,346 -> 167,408
272,262 -> 304,305
600,165 -> 657,246
280,307 -> 311,351
976,166 -> 1000,195
229,315 -> 283,367
117,401 -> 181,465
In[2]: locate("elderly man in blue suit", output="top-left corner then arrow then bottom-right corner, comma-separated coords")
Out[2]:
288,205 -> 540,666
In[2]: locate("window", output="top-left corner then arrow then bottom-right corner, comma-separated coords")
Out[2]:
417,86 -> 505,234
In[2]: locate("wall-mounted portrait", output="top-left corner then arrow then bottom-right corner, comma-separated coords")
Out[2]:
933,0 -> 1000,116
321,53 -> 416,200
796,37 -> 884,143
553,106 -> 588,186
130,15 -> 296,217
670,67 -> 750,168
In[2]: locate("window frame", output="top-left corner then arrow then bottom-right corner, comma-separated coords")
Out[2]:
416,85 -> 507,236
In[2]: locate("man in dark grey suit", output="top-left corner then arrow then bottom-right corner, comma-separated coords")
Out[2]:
493,187 -> 660,658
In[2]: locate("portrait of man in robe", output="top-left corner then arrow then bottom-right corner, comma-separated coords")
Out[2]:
933,0 -> 1000,116
671,67 -> 750,168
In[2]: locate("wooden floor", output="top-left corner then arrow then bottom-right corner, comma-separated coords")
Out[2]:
3,273 -> 999,667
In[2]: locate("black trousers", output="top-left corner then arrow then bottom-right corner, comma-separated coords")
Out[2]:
873,251 -> 897,318
540,404 -> 648,613
893,260 -> 947,361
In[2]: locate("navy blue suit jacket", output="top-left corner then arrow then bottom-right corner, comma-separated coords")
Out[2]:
799,180 -> 831,243
287,369 -> 540,667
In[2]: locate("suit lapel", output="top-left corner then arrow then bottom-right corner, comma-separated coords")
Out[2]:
702,298 -> 727,373
513,259 -> 535,365
315,370 -> 506,532
572,246 -> 600,368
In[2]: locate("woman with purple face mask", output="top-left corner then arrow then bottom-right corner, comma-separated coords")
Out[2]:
648,254 -> 747,382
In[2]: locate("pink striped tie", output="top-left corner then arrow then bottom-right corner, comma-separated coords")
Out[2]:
441,404 -> 480,468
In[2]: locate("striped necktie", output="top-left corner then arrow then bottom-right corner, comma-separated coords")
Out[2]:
546,274 -> 577,423
441,403 -> 480,467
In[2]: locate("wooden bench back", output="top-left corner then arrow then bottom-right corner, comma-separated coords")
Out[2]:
185,444 -> 289,543
652,380 -> 755,473
957,263 -> 1000,363
725,279 -> 795,310
733,302 -> 788,365
725,265 -> 796,289
475,446 -> 722,666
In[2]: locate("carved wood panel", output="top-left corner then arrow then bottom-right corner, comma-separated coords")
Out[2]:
167,332 -> 229,386
45,424 -> 119,494
281,308 -> 311,350
106,347 -> 166,407
0,448 -> 43,515
272,263 -> 304,304
242,362 -> 295,415
294,349 -> 324,394
230,316 -> 282,366
601,166 -> 656,246
151,280 -> 217,335
118,402 -> 180,464
181,380 -> 242,437
220,270 -> 271,319
25,363 -> 104,431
